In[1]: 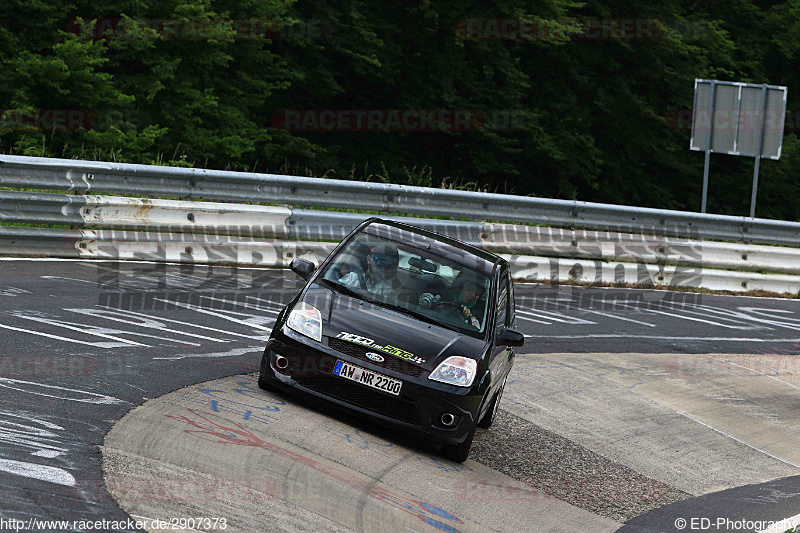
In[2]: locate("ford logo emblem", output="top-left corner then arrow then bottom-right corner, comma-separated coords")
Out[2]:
365,352 -> 384,363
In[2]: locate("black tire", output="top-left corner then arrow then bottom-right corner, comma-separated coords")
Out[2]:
441,427 -> 475,463
258,351 -> 280,392
477,376 -> 506,429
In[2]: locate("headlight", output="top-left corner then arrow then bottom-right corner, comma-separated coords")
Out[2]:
286,302 -> 322,342
428,356 -> 477,387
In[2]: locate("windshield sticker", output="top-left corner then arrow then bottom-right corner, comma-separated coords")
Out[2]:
335,332 -> 426,364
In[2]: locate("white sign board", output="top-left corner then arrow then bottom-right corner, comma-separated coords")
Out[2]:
690,79 -> 787,160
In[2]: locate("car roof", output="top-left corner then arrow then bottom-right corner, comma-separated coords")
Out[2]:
359,218 -> 505,275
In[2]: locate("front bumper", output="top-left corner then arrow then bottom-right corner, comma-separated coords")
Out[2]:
260,327 -> 486,445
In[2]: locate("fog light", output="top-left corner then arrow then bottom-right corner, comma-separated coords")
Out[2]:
275,354 -> 289,370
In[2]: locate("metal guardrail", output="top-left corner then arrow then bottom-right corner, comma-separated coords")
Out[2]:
2,225 -> 798,294
1,155 -> 799,245
0,226 -> 83,258
0,189 -> 481,240
3,190 -> 800,274
0,225 -> 338,265
1,155 -> 800,294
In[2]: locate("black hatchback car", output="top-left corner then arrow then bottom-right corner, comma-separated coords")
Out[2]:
259,218 -> 524,461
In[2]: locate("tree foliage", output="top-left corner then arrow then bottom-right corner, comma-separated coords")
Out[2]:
1,0 -> 798,219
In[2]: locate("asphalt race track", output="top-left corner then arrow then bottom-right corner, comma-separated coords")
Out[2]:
0,259 -> 799,532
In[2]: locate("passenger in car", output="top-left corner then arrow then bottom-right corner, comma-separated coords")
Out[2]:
364,243 -> 399,298
334,253 -> 365,288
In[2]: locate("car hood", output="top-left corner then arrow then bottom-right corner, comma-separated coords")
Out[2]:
304,285 -> 488,371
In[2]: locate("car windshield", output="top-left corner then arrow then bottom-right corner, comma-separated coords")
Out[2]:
320,232 -> 492,338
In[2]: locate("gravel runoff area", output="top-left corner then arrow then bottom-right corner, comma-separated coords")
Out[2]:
471,409 -> 692,523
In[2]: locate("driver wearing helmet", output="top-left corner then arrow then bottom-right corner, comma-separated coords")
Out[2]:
364,243 -> 398,297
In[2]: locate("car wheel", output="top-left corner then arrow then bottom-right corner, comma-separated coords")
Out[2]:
258,350 -> 279,392
441,427 -> 475,463
477,375 -> 506,429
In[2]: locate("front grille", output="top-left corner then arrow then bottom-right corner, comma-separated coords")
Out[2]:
327,338 -> 425,377
297,376 -> 420,425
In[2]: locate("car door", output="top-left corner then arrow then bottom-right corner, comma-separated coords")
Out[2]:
486,269 -> 512,401
507,272 -> 517,369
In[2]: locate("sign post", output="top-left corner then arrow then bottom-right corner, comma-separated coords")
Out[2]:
690,79 -> 787,217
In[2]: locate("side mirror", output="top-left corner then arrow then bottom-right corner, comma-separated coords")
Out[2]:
499,327 -> 525,347
290,258 -> 316,281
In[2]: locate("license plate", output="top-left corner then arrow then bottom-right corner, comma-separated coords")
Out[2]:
333,360 -> 403,396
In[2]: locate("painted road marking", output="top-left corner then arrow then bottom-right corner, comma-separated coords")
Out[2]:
710,357 -> 800,392
39,275 -> 96,284
193,294 -> 282,314
517,309 -> 596,325
0,286 -> 31,297
152,299 -> 274,333
674,410 -> 800,468
759,513 -> 800,533
0,378 -> 125,404
65,308 -> 226,343
19,314 -> 202,346
615,303 -> 755,329
516,314 -> 551,325
154,346 -> 264,361
0,322 -> 131,348
0,459 -> 76,486
8,314 -> 150,346
668,305 -> 777,329
0,410 -> 69,458
580,309 -> 656,328
738,307 -> 800,331
100,308 -> 265,339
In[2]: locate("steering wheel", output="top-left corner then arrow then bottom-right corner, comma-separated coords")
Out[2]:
431,301 -> 464,311
432,301 -> 479,327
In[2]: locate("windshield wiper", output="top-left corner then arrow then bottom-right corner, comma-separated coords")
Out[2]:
319,278 -> 365,301
378,301 -> 464,333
